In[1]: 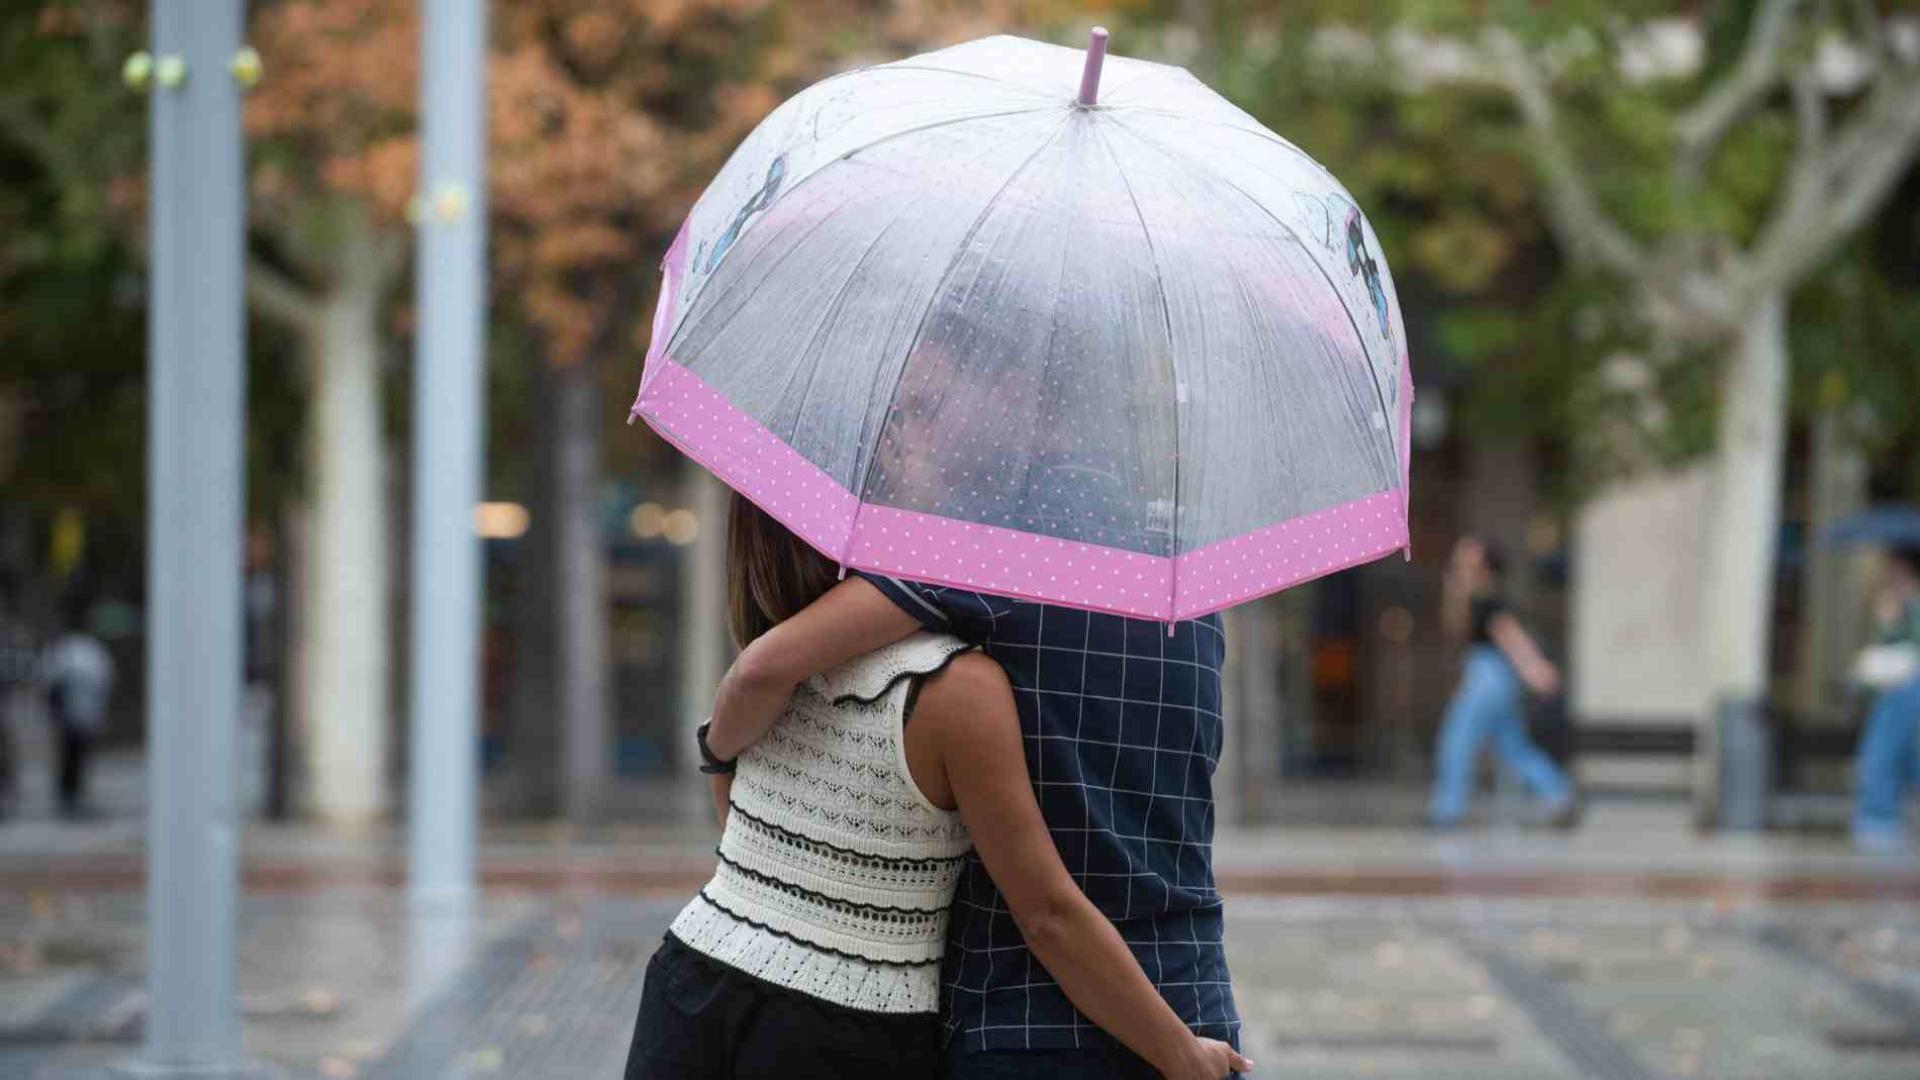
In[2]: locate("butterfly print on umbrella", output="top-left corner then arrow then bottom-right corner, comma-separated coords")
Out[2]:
692,154 -> 790,277
1345,207 -> 1391,342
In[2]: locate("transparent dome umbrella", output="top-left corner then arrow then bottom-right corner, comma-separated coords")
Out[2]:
630,29 -> 1412,622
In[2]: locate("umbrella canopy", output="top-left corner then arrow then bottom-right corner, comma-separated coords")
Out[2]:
631,31 -> 1412,622
1824,506 -> 1920,549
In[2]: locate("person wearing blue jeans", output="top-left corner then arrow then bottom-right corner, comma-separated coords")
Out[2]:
1853,674 -> 1920,845
1851,547 -> 1920,849
1428,537 -> 1577,829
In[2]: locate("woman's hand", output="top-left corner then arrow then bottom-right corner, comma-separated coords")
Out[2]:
1162,1036 -> 1253,1080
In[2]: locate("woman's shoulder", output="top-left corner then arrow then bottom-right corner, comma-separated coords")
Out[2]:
910,650 -> 1015,731
921,648 -> 1008,695
807,630 -> 974,706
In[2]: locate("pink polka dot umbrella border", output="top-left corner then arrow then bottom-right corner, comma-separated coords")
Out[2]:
634,356 -> 1409,624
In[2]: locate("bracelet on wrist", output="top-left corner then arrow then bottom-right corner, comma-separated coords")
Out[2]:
696,721 -> 736,775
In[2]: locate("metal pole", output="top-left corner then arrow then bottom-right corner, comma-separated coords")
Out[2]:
407,0 -> 488,903
678,471 -> 729,761
138,2 -> 249,1074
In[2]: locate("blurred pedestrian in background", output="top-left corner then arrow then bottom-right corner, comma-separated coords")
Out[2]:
1848,546 -> 1920,851
1428,537 -> 1578,829
42,600 -> 114,819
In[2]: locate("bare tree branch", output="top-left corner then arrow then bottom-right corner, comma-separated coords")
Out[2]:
247,255 -> 322,332
1847,0 -> 1888,63
1748,68 -> 1920,296
1768,66 -> 1830,235
1482,28 -> 1647,276
1673,0 -> 1802,177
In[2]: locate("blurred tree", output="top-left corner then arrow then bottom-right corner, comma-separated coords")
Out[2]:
0,3 -> 147,604
245,0 -> 909,820
1162,0 -> 1919,820
484,0 -> 1086,813
1439,0 -> 1919,822
241,0 -> 417,823
2,0 -> 1085,822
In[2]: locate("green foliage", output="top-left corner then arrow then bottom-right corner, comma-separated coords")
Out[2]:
1709,109 -> 1794,241
1148,0 -> 1917,504
0,2 -> 149,577
1789,242 -> 1920,453
0,2 -> 304,581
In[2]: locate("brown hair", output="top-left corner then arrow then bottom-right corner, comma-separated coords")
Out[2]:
727,491 -> 839,647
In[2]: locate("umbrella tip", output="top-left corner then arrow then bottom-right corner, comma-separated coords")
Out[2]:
1077,27 -> 1109,107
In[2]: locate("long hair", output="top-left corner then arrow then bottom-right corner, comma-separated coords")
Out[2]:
726,492 -> 838,647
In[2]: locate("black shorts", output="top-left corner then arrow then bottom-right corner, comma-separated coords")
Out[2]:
624,933 -> 943,1079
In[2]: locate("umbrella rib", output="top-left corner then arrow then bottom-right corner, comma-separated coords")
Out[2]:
805,60 -> 1039,97
1093,123 -> 1185,616
777,204 -> 930,443
1110,117 -> 1401,490
1111,105 -> 1332,181
668,108 -> 1054,363
838,113 -> 1076,567
869,63 -> 1057,97
674,187 -> 864,365
777,120 -> 1070,427
1007,161 -> 1082,543
831,104 -> 1061,166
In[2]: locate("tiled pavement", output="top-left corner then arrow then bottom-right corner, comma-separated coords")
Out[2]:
3,793 -> 1919,1078
6,890 -> 1920,1079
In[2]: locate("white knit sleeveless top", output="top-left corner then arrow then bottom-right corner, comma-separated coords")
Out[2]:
669,632 -> 974,1014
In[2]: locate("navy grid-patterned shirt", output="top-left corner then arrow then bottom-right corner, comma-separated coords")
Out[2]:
862,575 -> 1239,1054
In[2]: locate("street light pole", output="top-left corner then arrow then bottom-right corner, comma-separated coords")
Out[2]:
138,1 -> 250,1073
407,0 -> 488,905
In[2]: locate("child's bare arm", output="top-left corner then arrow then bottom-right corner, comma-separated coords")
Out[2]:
704,577 -> 922,761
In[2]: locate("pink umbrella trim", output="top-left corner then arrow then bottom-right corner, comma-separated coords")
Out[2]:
633,356 -> 1409,623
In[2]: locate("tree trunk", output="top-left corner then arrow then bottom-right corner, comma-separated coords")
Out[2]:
297,228 -> 392,826
501,360 -> 610,822
1220,596 -> 1283,825
555,360 -> 610,824
1794,403 -> 1868,721
506,359 -> 560,815
1698,292 -> 1788,828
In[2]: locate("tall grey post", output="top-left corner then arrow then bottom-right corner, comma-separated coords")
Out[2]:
139,2 -> 249,1074
407,0 -> 488,903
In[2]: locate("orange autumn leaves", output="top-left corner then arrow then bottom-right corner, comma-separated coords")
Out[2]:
234,0 -> 1085,366
237,0 -> 837,365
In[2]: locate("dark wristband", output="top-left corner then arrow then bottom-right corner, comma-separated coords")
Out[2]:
696,721 -> 736,775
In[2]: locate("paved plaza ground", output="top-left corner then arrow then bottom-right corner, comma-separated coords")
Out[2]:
2,753 -> 1918,1078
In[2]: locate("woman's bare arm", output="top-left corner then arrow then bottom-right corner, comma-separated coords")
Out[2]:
910,655 -> 1252,1080
704,577 -> 921,762
1489,612 -> 1561,697
708,772 -> 733,828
